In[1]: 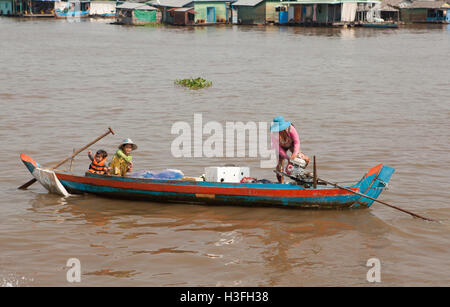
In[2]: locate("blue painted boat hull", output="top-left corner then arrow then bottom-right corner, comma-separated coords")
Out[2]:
20,154 -> 394,209
361,23 -> 398,28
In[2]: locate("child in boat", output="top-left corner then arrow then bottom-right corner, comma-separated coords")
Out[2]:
109,139 -> 137,176
87,149 -> 110,175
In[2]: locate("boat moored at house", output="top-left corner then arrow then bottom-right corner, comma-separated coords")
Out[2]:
54,0 -> 91,18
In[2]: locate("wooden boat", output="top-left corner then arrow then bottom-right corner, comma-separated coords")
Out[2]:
20,154 -> 394,209
54,1 -> 90,19
361,22 -> 398,28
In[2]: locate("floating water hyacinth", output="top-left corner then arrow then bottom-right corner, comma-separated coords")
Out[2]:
175,77 -> 212,90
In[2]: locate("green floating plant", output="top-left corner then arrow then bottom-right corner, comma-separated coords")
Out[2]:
175,77 -> 212,90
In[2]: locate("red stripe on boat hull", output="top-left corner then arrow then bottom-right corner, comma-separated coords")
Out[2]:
56,173 -> 358,198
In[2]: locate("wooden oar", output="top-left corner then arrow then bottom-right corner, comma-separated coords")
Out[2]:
18,127 -> 115,190
275,169 -> 438,222
318,177 -> 439,223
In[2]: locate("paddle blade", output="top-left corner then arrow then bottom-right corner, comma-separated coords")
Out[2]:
18,178 -> 37,190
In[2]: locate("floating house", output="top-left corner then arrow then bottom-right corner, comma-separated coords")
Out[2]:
446,2 -> 450,22
12,0 -> 58,17
193,0 -> 233,24
232,0 -> 266,24
89,0 -> 115,17
280,1 -> 385,25
7,0 -> 115,18
149,0 -> 233,24
168,7 -> 197,25
232,0 -> 383,25
230,0 -> 279,24
399,0 -> 449,23
379,0 -> 400,21
116,2 -> 160,25
148,0 -> 194,24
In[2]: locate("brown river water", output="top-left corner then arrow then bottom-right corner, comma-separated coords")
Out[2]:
0,17 -> 449,286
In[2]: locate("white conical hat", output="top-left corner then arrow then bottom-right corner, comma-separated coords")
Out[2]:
119,138 -> 137,150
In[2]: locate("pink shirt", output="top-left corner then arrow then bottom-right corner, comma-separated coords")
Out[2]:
271,125 -> 301,160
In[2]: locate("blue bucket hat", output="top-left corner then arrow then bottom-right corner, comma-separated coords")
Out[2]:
270,116 -> 291,132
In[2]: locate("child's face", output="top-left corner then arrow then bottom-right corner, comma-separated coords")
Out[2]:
95,155 -> 105,163
123,144 -> 133,155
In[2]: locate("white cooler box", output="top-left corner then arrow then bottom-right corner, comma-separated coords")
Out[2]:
204,167 -> 250,183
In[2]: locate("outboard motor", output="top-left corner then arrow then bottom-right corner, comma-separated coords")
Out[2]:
285,158 -> 309,181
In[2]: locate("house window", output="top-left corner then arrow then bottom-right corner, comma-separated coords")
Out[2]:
427,10 -> 437,18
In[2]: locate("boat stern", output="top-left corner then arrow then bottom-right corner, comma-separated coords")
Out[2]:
353,164 -> 395,208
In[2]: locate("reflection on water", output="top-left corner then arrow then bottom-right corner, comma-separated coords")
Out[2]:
20,191 -> 393,286
1,17 -> 449,286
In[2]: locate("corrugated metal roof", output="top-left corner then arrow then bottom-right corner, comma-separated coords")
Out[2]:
136,5 -> 157,10
117,2 -> 157,10
174,7 -> 196,11
233,0 -> 264,6
193,0 -> 236,2
381,0 -> 404,6
270,0 -> 380,4
148,0 -> 194,7
379,0 -> 401,10
380,4 -> 399,10
406,1 -> 447,9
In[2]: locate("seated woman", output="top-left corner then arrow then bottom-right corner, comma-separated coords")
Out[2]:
109,139 -> 137,176
271,116 -> 310,184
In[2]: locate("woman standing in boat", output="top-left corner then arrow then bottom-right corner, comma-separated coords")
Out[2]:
271,116 -> 310,183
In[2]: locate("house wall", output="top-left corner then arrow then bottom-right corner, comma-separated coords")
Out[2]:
381,10 -> 399,21
316,4 -> 328,23
327,4 -> 341,22
173,11 -> 186,24
173,10 -> 195,25
237,3 -> 266,24
0,0 -> 13,15
194,2 -> 227,23
134,9 -> 157,23
425,9 -> 446,22
89,2 -> 116,17
117,8 -> 158,25
302,4 -> 315,21
400,8 -> 427,23
163,8 -> 174,23
265,1 -> 280,23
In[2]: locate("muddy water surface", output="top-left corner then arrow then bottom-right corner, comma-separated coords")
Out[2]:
0,18 -> 449,286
